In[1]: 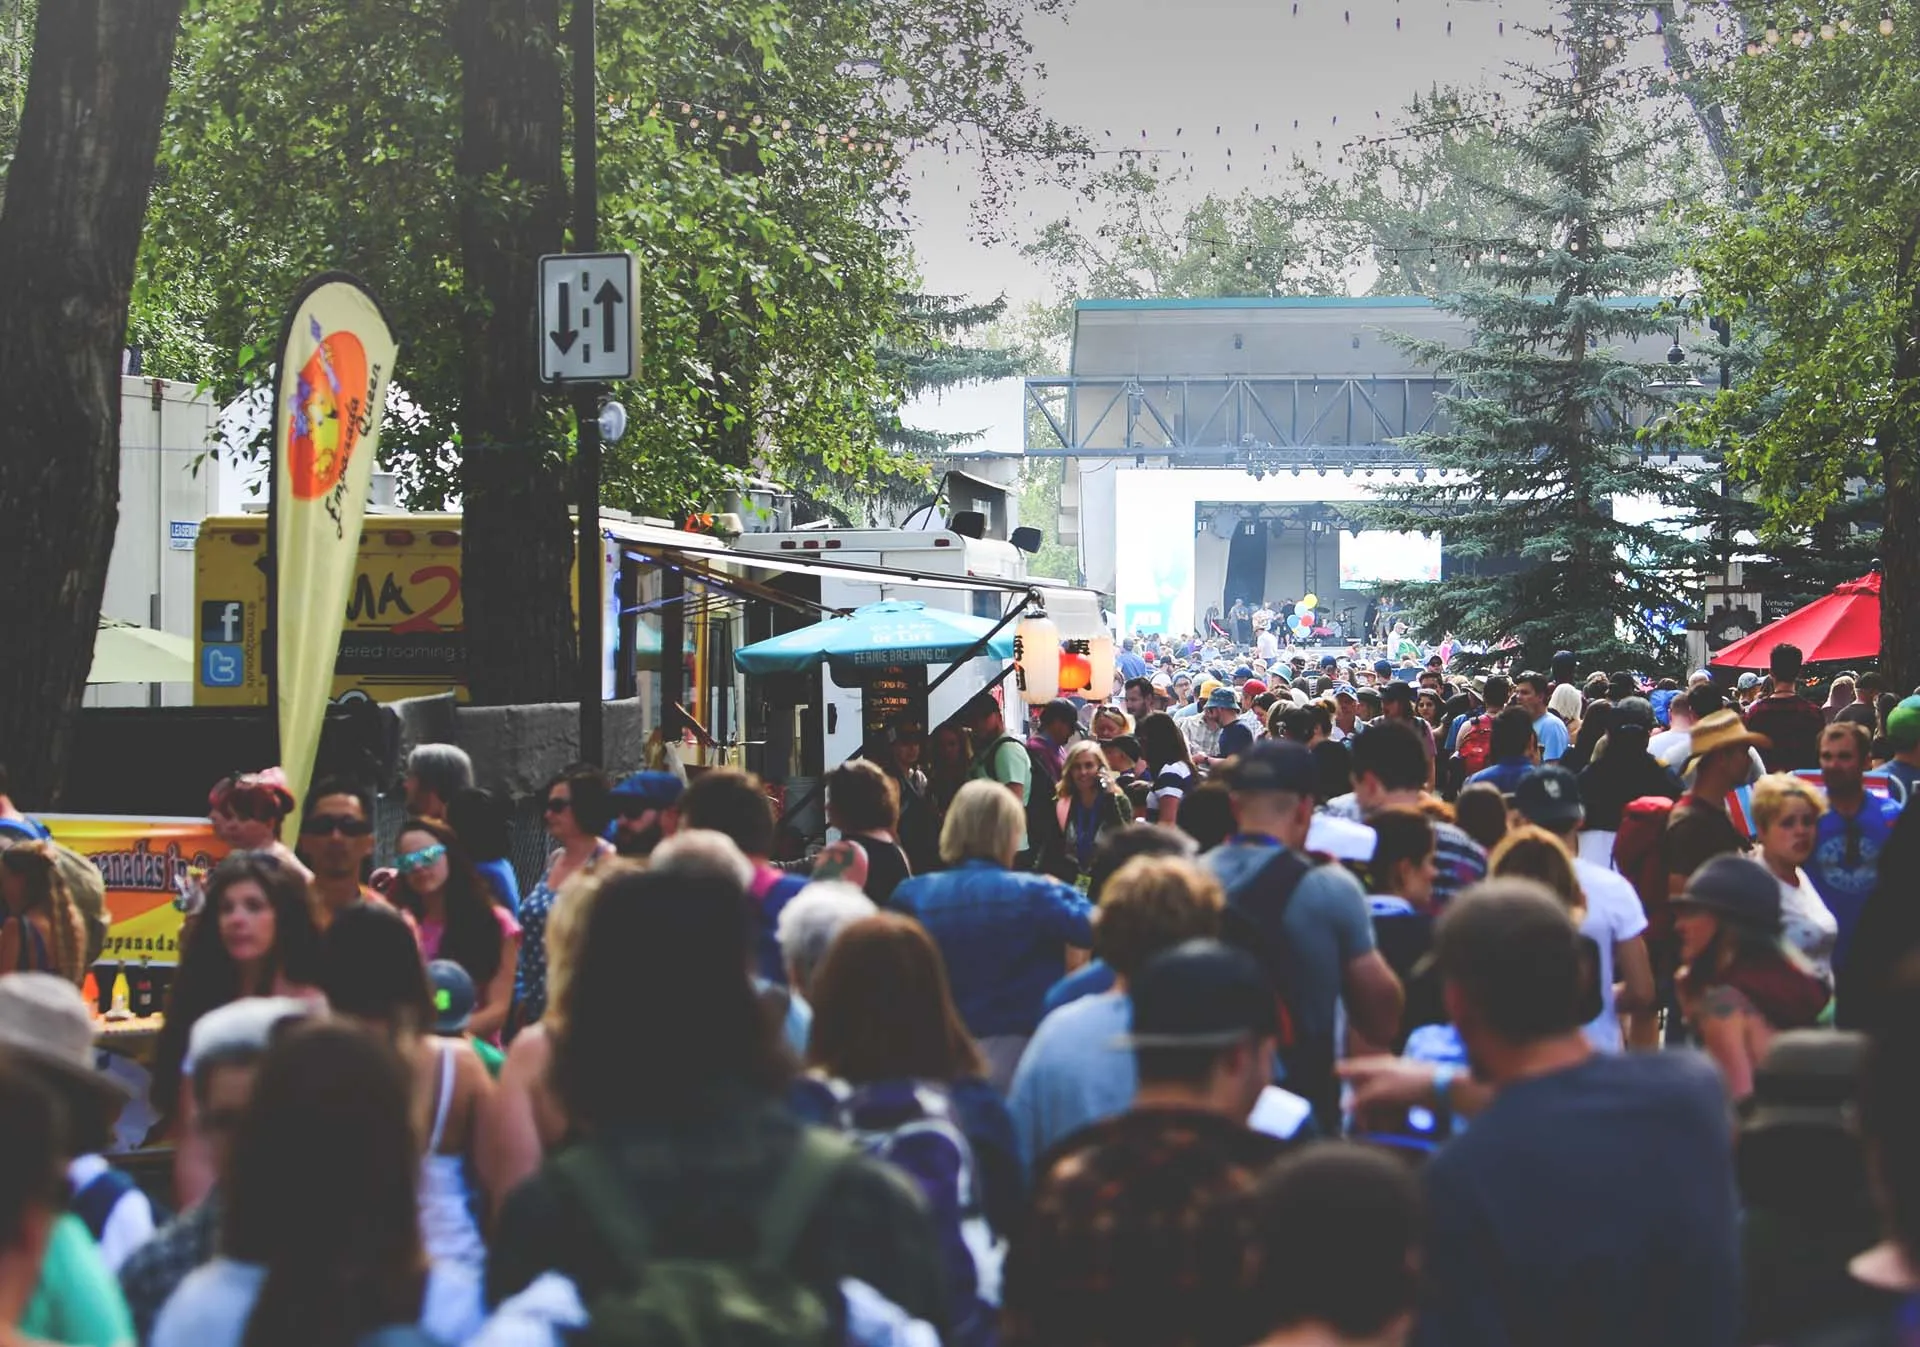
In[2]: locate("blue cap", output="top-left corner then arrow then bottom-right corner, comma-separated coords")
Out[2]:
610,771 -> 683,808
1233,665 -> 1256,681
1373,658 -> 1393,676
1319,654 -> 1338,668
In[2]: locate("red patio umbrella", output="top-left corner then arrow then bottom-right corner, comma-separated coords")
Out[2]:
1710,572 -> 1881,670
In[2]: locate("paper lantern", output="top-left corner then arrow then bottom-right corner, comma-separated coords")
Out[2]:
1084,635 -> 1116,701
1059,650 -> 1092,693
1015,615 -> 1060,704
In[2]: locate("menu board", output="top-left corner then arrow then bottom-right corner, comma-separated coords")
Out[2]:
861,665 -> 928,744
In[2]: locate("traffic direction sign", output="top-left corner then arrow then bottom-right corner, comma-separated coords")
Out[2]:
538,252 -> 638,383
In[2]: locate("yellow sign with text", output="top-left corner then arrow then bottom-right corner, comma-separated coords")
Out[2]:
36,816 -> 231,965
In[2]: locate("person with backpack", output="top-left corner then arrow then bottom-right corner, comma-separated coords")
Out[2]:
791,914 -> 1020,1347
487,867 -> 949,1339
1463,706 -> 1540,796
1002,940 -> 1300,1347
961,692 -> 1035,855
1203,741 -> 1403,1128
1575,696 -> 1682,866
1672,856 -> 1830,1103
890,782 -> 1094,1092
1444,674 -> 1507,792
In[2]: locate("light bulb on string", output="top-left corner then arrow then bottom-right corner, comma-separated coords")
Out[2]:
1882,13 -> 1896,34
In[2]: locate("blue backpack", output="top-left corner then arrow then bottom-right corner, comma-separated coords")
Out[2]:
797,1077 -> 999,1347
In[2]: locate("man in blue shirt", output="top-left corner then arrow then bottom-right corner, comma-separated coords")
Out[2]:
1464,706 -> 1539,797
1513,671 -> 1570,763
1808,720 -> 1901,976
1397,883 -> 1740,1347
1882,696 -> 1920,807
1116,638 -> 1149,682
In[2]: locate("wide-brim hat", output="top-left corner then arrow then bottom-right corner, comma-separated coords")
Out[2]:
1685,709 -> 1771,773
0,973 -> 129,1108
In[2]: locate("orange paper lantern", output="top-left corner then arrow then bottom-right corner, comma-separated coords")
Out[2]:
1058,650 -> 1092,693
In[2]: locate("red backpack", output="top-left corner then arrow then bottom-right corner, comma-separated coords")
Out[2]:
1612,796 -> 1678,944
1453,714 -> 1496,775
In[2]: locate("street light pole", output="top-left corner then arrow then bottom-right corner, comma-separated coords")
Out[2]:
572,0 -> 603,765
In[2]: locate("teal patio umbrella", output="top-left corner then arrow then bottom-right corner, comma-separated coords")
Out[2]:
734,600 -> 1015,677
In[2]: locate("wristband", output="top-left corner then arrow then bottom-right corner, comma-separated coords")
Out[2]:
1432,1063 -> 1457,1109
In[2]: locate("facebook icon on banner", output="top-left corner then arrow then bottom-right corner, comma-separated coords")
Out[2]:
200,600 -> 243,644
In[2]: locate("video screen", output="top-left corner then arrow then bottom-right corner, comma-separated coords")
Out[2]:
1340,530 -> 1442,586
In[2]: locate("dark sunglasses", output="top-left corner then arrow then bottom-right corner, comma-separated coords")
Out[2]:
544,797 -> 573,814
300,814 -> 372,837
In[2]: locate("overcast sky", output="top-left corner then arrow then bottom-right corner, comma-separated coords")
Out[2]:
900,0 -> 1571,449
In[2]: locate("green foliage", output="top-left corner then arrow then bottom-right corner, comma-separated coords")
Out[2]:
136,0 -> 1081,518
0,0 -> 27,195
1359,4 -> 1716,671
1673,3 -> 1920,533
1018,455 -> 1079,582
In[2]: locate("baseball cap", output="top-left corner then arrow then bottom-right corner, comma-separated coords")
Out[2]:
1514,766 -> 1583,829
1373,658 -> 1394,677
1220,740 -> 1319,796
1887,695 -> 1920,752
427,960 -> 477,1036
1736,672 -> 1762,692
1040,698 -> 1079,727
1356,686 -> 1383,707
611,771 -> 684,810
1118,939 -> 1279,1049
1331,683 -> 1357,701
1108,734 -> 1142,760
1611,696 -> 1656,730
1233,665 -> 1257,681
1198,678 -> 1223,700
1675,854 -> 1782,935
1379,680 -> 1415,704
1242,678 -> 1268,698
1319,654 -> 1338,669
1150,672 -> 1173,691
1206,687 -> 1239,710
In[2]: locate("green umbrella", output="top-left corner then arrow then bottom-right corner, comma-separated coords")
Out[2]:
734,600 -> 1014,677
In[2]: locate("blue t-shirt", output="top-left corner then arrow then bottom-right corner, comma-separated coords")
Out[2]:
1041,960 -> 1117,1015
1417,1051 -> 1739,1347
1202,840 -> 1376,1051
1884,759 -> 1920,809
1465,759 -> 1534,795
1216,720 -> 1255,758
1007,993 -> 1135,1165
1808,794 -> 1902,973
474,857 -> 522,919
1534,713 -> 1571,763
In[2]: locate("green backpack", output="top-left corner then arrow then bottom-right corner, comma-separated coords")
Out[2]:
552,1129 -> 856,1347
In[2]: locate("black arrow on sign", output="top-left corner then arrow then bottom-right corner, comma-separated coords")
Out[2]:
549,281 -> 579,355
594,278 -> 624,354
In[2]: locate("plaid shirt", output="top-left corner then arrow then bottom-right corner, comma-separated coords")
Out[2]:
119,1195 -> 220,1345
1002,1108 -> 1290,1347
890,860 -> 1094,1039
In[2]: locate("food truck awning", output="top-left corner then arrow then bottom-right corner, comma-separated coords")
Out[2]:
621,535 -> 1107,635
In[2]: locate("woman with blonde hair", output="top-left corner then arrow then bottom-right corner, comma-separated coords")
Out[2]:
892,780 -> 1094,1090
482,858 -> 639,1203
1749,773 -> 1839,987
1030,740 -> 1134,889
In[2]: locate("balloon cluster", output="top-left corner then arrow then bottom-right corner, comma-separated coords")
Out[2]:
1286,594 -> 1322,638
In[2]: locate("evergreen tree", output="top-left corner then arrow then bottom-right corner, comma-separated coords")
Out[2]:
875,294 -> 1024,455
1361,1 -> 1715,672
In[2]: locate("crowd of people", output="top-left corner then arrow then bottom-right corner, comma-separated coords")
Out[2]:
0,625 -> 1916,1347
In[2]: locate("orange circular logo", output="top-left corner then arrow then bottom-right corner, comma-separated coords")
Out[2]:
286,329 -> 370,501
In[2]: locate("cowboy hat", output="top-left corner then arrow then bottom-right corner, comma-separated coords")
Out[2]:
1684,709 -> 1770,774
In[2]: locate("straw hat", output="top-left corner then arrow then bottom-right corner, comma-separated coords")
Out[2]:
1685,709 -> 1770,773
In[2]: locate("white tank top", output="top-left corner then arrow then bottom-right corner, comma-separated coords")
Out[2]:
418,1042 -> 487,1268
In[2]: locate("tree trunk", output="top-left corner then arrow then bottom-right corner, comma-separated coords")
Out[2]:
1882,440 -> 1920,693
0,0 -> 182,805
455,0 -> 575,705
